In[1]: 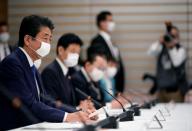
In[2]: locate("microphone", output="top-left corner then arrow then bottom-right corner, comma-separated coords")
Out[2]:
75,88 -> 109,117
99,86 -> 134,121
75,88 -> 119,129
127,90 -> 153,109
40,94 -> 77,113
119,94 -> 141,116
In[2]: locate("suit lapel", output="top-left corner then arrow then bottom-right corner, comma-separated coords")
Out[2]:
98,34 -> 120,61
15,48 -> 40,100
54,60 -> 76,105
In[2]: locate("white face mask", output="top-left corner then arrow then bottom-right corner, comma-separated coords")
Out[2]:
29,38 -> 51,58
89,68 -> 104,82
36,41 -> 51,57
107,22 -> 115,32
0,32 -> 10,43
63,53 -> 79,67
34,59 -> 42,69
106,67 -> 117,78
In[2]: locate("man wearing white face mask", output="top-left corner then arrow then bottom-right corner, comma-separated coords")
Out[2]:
90,11 -> 125,93
0,16 -> 92,130
41,33 -> 97,116
71,45 -> 126,109
0,22 -> 14,61
71,51 -> 106,109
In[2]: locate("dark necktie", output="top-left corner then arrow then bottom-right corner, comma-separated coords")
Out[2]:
31,65 -> 40,100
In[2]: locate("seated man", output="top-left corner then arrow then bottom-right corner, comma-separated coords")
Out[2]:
0,15 -> 91,129
71,45 -> 126,109
41,33 -> 95,113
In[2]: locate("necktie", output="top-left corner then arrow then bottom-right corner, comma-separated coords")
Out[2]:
31,65 -> 40,100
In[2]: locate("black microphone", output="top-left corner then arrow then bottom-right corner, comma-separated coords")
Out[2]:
40,94 -> 77,113
128,90 -> 153,109
119,94 -> 141,116
75,88 -> 119,129
98,86 -> 134,121
75,88 -> 109,117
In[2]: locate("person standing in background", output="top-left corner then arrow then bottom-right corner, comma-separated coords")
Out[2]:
90,11 -> 125,93
145,22 -> 188,102
0,22 -> 14,61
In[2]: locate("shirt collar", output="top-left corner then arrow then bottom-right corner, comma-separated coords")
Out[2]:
99,30 -> 111,42
19,47 -> 33,67
56,57 -> 68,76
81,67 -> 91,82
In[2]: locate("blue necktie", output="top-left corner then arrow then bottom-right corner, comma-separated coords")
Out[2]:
31,65 -> 40,100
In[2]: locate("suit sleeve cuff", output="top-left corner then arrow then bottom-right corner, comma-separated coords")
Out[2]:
106,103 -> 112,109
63,112 -> 68,122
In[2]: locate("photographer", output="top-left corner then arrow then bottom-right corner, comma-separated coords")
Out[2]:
145,22 -> 188,102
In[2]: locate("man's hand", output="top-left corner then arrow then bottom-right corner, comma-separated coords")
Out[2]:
185,90 -> 192,103
65,111 -> 90,122
78,99 -> 98,120
79,99 -> 95,112
110,99 -> 122,109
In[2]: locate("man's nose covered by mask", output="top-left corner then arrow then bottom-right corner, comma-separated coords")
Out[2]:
107,22 -> 115,32
0,32 -> 10,43
106,66 -> 117,78
89,68 -> 105,82
29,37 -> 51,58
63,53 -> 79,67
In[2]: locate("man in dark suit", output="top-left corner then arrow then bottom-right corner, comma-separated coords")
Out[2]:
0,21 -> 15,61
90,11 -> 125,93
41,33 -> 96,113
71,46 -> 126,109
0,15 -> 90,129
0,81 -> 40,130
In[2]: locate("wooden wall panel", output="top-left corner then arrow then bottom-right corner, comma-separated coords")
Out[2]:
8,0 -> 192,93
0,0 -> 8,22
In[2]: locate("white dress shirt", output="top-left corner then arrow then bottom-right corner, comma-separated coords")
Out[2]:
147,41 -> 186,68
0,43 -> 11,61
19,47 -> 40,99
56,57 -> 70,121
99,31 -> 119,60
56,57 -> 68,76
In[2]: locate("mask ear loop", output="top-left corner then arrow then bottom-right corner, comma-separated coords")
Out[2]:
27,35 -> 42,59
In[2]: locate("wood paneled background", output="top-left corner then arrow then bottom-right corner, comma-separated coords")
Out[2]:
8,0 -> 192,93
0,0 -> 8,22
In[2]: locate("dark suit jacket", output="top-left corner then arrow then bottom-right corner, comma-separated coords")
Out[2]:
0,81 -> 40,130
91,34 -> 125,92
41,60 -> 76,106
0,48 -> 67,129
71,69 -> 103,109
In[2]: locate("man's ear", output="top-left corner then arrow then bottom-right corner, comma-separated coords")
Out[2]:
85,62 -> 92,71
101,21 -> 108,29
24,35 -> 31,47
58,46 -> 65,55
